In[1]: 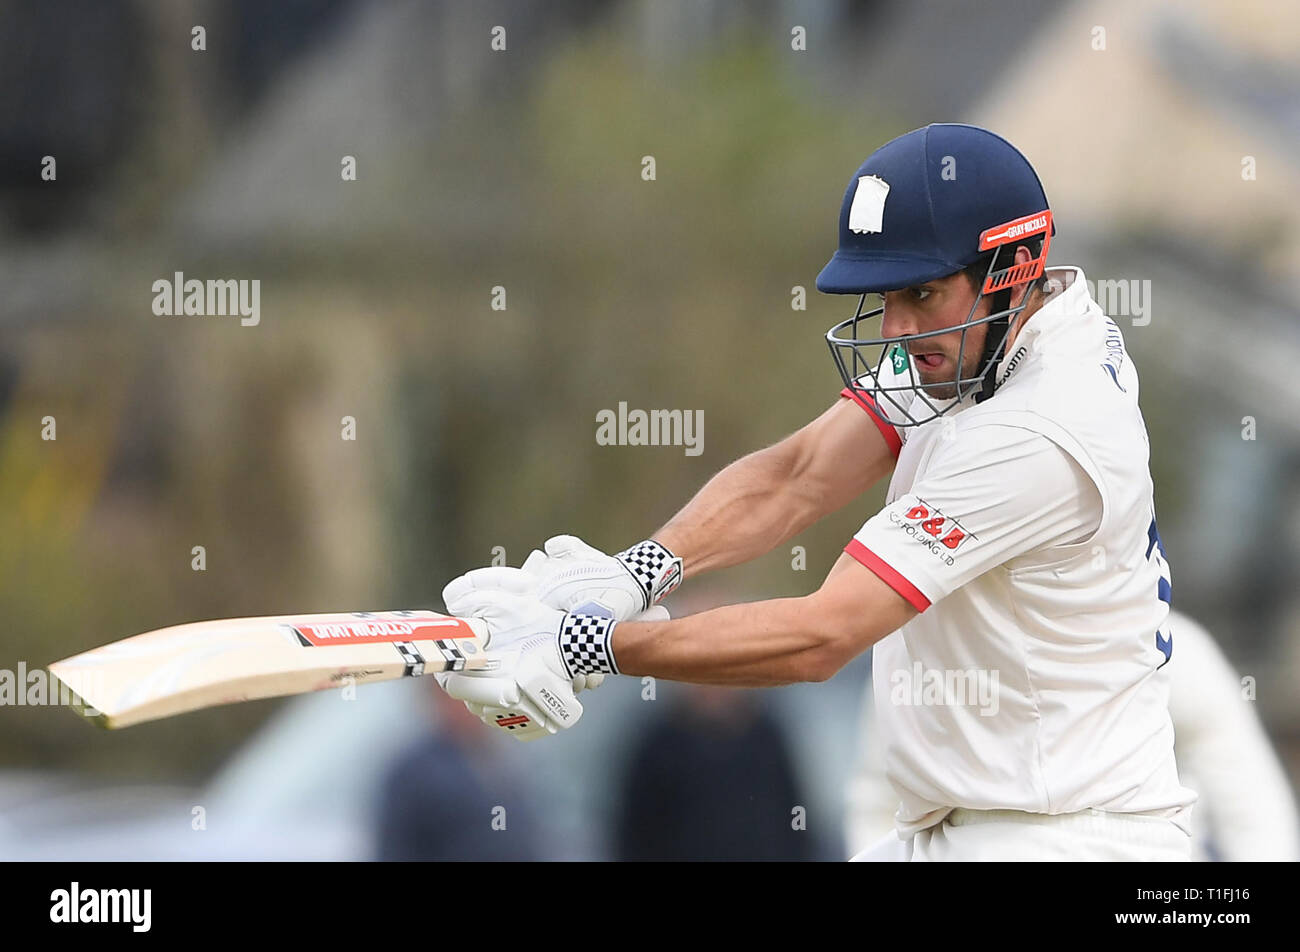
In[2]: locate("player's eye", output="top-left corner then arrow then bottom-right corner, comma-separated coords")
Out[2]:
910,287 -> 932,301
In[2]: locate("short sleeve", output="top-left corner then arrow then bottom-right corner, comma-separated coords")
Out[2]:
840,386 -> 903,457
837,348 -> 921,458
844,425 -> 1102,611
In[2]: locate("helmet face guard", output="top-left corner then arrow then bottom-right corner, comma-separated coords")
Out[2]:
825,210 -> 1053,429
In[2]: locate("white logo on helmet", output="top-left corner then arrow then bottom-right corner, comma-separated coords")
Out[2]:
848,175 -> 890,234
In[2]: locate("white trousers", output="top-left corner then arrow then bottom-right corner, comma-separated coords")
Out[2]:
851,808 -> 1192,861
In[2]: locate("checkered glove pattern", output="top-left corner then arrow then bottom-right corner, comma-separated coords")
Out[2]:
615,539 -> 683,611
559,612 -> 619,679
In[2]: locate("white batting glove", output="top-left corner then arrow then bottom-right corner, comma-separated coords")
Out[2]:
437,550 -> 673,740
433,667 -> 557,741
439,587 -> 650,742
444,535 -> 682,624
516,546 -> 671,682
548,534 -> 683,616
435,579 -> 583,738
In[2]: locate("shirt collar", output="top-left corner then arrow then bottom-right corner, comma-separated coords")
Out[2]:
900,267 -> 1093,426
992,266 -> 1091,386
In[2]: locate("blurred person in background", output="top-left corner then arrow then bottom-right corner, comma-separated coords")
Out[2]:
1166,611 -> 1299,861
613,684 -> 824,862
373,681 -> 542,861
845,609 -> 1300,862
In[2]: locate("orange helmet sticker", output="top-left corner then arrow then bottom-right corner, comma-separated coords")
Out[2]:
978,209 -> 1053,294
978,210 -> 1053,250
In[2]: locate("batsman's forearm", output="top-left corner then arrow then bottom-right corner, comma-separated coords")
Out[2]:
654,446 -> 822,577
611,597 -> 843,687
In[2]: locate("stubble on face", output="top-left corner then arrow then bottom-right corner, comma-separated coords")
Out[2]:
903,285 -> 990,401
908,326 -> 988,400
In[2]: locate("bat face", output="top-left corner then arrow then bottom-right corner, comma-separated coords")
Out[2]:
47,610 -> 490,729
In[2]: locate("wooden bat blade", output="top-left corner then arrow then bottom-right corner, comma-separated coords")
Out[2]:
47,610 -> 489,729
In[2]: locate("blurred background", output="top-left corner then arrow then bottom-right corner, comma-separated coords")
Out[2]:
1,0 -> 1297,860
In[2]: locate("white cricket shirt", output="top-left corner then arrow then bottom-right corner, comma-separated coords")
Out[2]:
841,267 -> 1196,837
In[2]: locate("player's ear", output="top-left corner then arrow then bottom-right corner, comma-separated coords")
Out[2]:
1010,244 -> 1039,306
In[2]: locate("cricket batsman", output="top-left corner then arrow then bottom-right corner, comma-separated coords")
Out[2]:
438,123 -> 1196,861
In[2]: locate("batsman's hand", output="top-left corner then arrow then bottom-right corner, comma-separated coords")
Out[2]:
437,567 -> 668,741
433,666 -> 558,741
443,534 -> 682,623
436,579 -> 580,740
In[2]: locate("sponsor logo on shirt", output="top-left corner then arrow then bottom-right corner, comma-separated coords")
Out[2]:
887,499 -> 974,566
1101,318 -> 1128,392
997,344 -> 1027,386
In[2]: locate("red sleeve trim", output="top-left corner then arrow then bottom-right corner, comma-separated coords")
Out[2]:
840,387 -> 903,459
844,539 -> 931,612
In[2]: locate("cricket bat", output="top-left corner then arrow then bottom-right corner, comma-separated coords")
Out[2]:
48,610 -> 492,730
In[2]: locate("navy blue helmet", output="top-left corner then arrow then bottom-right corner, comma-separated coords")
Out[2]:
819,123 -> 1054,426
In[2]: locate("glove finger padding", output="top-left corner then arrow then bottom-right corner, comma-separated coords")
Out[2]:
438,671 -> 562,741
520,549 -> 549,575
543,534 -> 609,562
435,670 -> 520,707
441,588 -> 560,651
515,647 -> 584,731
467,698 -> 557,741
442,566 -> 537,614
571,672 -> 605,693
